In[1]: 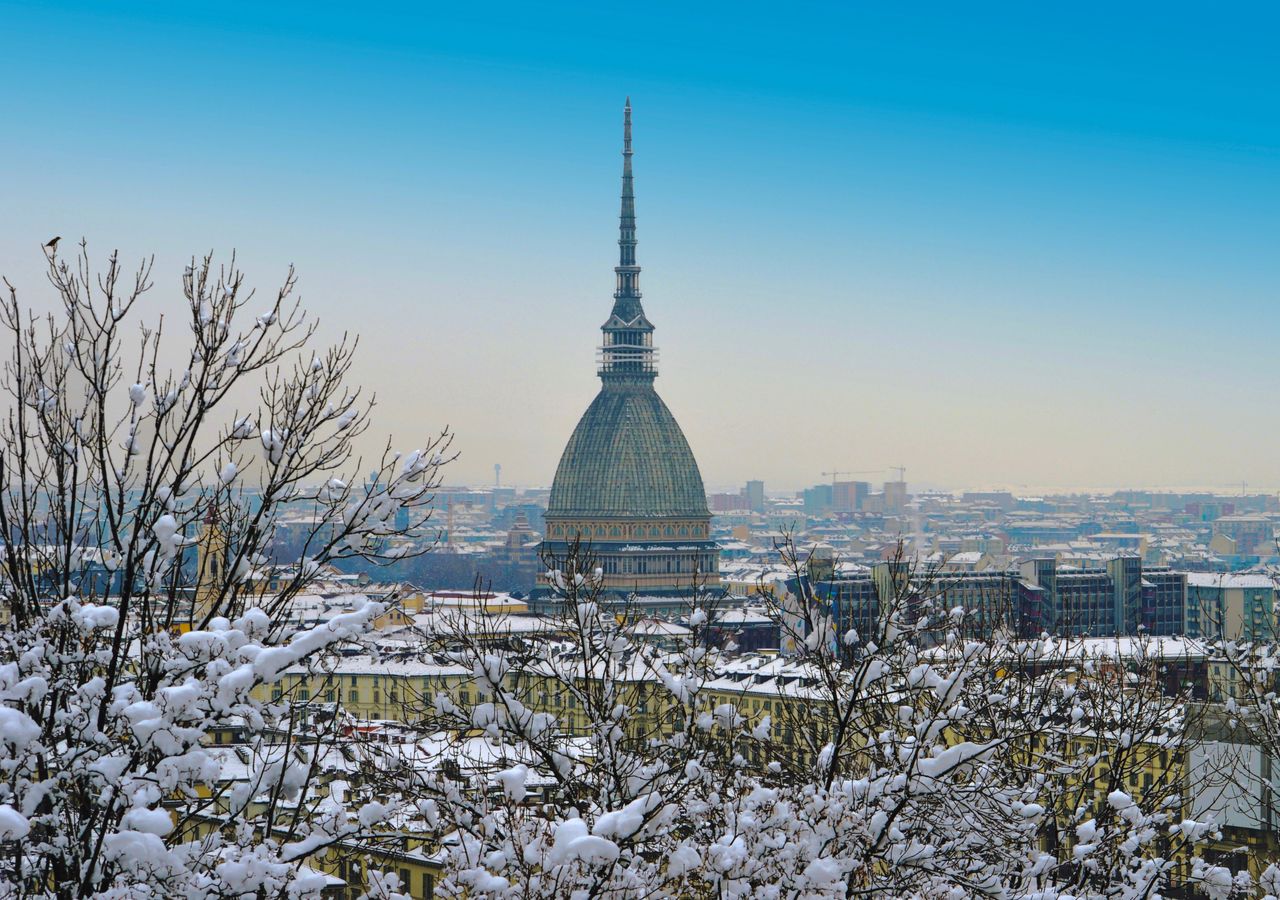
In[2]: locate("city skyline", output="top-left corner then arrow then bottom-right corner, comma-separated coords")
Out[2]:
2,2 -> 1277,492
6,7 -> 1280,895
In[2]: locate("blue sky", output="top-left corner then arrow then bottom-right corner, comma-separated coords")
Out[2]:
1,2 -> 1277,492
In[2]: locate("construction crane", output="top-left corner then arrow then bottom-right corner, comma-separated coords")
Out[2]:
822,469 -> 880,484
889,465 -> 906,483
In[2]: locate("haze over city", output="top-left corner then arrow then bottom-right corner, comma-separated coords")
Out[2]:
1,2 -> 1277,493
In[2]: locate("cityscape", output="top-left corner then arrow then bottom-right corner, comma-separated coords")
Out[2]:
1,4 -> 1279,899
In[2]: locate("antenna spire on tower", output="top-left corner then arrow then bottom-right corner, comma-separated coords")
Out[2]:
618,98 -> 637,278
599,98 -> 657,381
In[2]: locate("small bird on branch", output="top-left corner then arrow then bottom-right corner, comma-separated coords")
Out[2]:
44,236 -> 61,254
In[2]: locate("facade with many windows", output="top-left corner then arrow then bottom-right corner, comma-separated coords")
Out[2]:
801,556 -> 1193,642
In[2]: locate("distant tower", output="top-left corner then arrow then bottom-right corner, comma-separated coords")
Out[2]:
192,503 -> 227,625
494,463 -> 502,488
538,100 -> 718,601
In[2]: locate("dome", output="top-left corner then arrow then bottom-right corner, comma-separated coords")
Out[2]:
547,383 -> 709,519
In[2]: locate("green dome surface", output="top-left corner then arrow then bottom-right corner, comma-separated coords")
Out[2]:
547,383 -> 710,519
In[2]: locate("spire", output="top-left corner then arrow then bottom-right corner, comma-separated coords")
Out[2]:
616,98 -> 639,296
599,98 -> 657,383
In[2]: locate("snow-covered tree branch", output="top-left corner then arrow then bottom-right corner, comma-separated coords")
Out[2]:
0,243 -> 452,898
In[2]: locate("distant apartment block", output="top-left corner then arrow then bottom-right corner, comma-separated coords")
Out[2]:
709,480 -> 767,513
1185,573 -> 1278,641
800,556 -> 1219,644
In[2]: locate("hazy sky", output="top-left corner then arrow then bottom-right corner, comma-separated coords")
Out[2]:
1,2 -> 1277,494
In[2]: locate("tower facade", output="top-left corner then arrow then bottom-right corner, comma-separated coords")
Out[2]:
539,100 -> 718,599
192,503 -> 227,626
